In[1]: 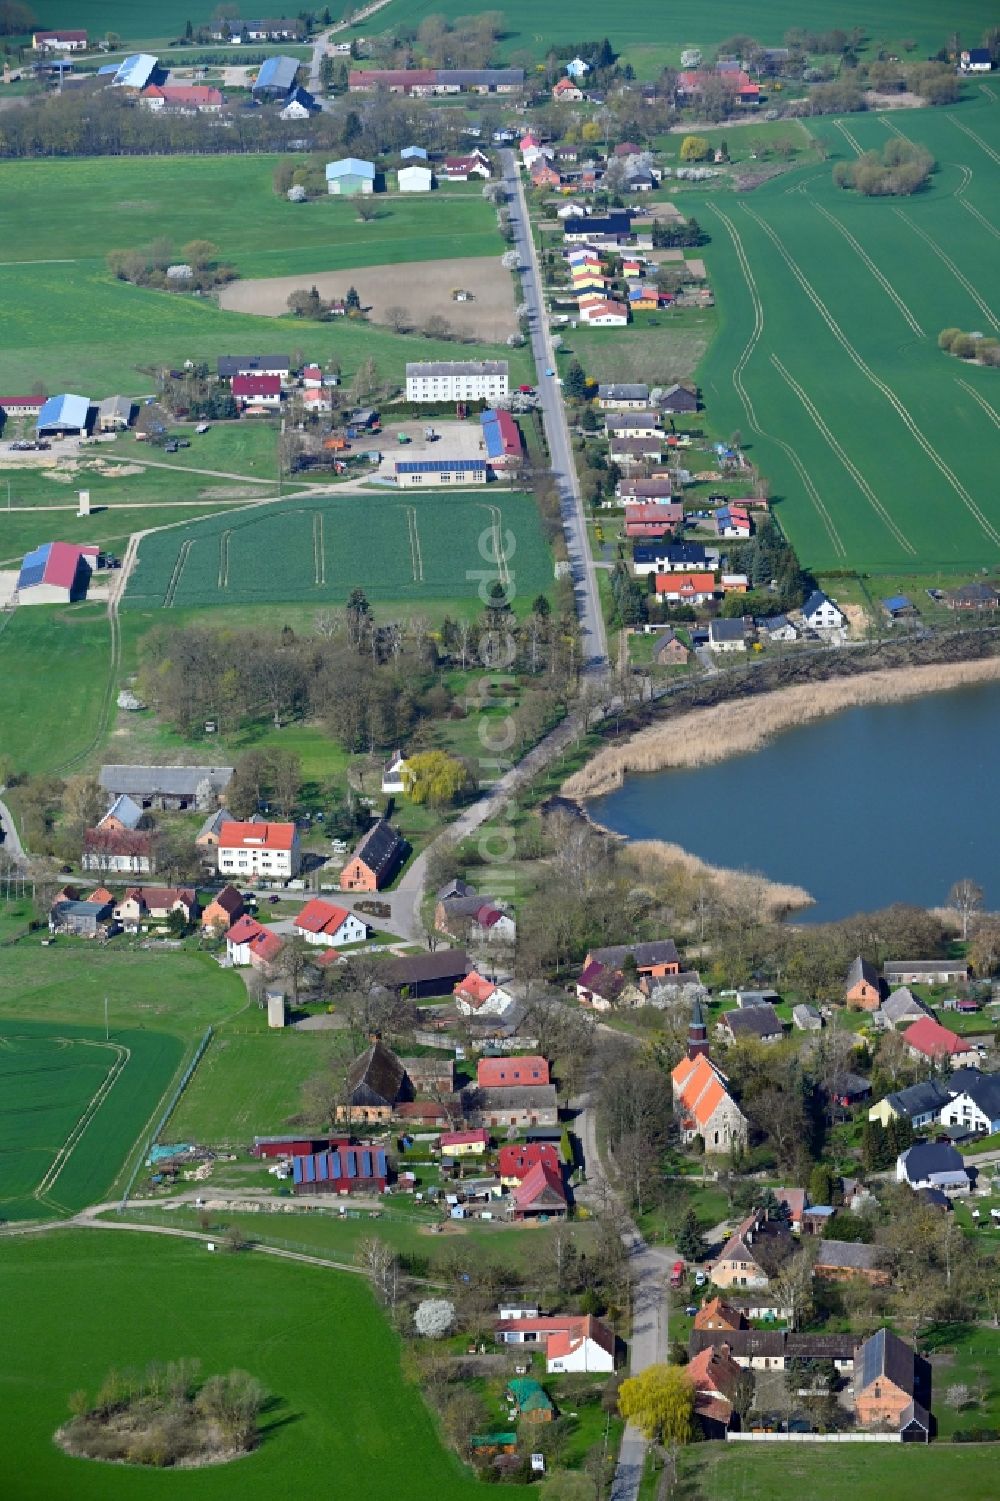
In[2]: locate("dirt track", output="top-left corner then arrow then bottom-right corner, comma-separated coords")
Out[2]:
218,255 -> 518,342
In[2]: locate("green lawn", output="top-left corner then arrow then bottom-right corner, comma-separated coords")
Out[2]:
169,1025 -> 355,1145
123,491 -> 555,611
696,96 -> 1000,574
0,1230 -> 523,1500
678,1439 -> 1000,1500
567,304 -> 717,389
114,1201 -> 599,1275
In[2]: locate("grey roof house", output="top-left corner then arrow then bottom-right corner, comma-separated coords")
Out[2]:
896,1141 -> 969,1193
719,1004 -> 783,1043
99,764 -> 233,810
879,986 -> 933,1028
872,1078 -> 952,1129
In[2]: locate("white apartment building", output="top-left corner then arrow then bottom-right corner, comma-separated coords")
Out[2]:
217,821 -> 301,882
405,360 -> 509,403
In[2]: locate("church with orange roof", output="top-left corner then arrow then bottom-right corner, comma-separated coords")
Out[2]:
671,1000 -> 748,1152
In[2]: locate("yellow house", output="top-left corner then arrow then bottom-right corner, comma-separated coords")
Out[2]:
440,1129 -> 490,1157
867,1098 -> 897,1128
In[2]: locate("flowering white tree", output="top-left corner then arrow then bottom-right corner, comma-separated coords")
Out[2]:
414,1299 -> 455,1338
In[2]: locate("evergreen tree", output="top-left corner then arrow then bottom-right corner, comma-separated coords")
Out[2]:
563,359 -> 587,399
675,1206 -> 707,1261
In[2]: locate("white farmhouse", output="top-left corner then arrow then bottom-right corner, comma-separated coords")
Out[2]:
800,589 -> 845,632
292,897 -> 368,948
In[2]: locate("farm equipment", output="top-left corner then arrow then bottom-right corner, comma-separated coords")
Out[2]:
423,427 -> 437,441
451,288 -> 473,301
324,435 -> 349,452
396,432 -> 411,443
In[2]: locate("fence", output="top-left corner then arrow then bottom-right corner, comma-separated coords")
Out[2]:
727,1432 -> 901,1444
117,1026 -> 213,1213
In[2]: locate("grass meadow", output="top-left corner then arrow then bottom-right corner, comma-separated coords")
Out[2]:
696,95 -> 1000,574
0,1021 -> 182,1220
678,1441 -> 999,1501
353,0 -> 994,76
123,490 -> 554,611
0,1230 -> 517,1501
0,156 -> 526,393
0,605 -> 117,777
169,1026 -> 355,1144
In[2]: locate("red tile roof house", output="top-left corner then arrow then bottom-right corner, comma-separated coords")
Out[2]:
0,395 -> 47,421
439,1128 -> 491,1157
141,84 -> 224,111
655,571 -> 716,606
231,374 -> 282,412
686,1342 -> 742,1438
498,1142 -> 561,1185
201,884 -> 245,932
226,913 -> 284,971
509,1160 -> 567,1220
217,820 -> 301,882
624,502 -> 684,538
454,971 -> 515,1017
477,1056 -> 550,1088
82,828 -> 155,875
902,1015 -> 979,1069
115,886 -> 198,928
494,1314 -> 616,1372
293,897 -> 368,948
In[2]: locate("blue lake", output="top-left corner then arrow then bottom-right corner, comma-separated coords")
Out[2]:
588,681 -> 1000,922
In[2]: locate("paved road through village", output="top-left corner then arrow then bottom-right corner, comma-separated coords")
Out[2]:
502,150 -> 609,673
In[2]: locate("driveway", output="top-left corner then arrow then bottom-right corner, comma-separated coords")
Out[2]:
0,792 -> 25,864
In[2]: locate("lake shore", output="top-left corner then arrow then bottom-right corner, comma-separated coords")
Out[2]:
564,657 -> 1000,800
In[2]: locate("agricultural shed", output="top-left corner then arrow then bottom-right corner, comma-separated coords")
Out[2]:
292,1142 -> 389,1194
17,542 -> 98,604
110,54 -> 159,90
252,54 -> 300,97
36,392 -> 90,435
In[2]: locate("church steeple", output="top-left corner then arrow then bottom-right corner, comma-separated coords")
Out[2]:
688,996 -> 709,1060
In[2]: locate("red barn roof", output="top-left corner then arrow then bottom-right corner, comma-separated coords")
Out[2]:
903,1015 -> 966,1060
477,1055 -> 550,1088
231,374 -> 281,397
498,1142 -> 560,1180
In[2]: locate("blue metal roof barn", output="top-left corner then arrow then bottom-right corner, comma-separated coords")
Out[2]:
36,392 -> 90,432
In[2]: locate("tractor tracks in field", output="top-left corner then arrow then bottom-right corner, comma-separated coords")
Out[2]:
947,112 -> 1000,168
891,206 -> 998,330
404,506 -> 424,584
706,204 -> 846,559
312,512 -> 326,586
956,379 -> 1000,429
769,355 -> 915,556
163,538 -> 193,607
740,203 -> 1000,551
954,165 -> 1000,241
33,1040 -> 131,1214
810,200 -> 924,336
479,504 -> 511,589
833,118 -> 864,155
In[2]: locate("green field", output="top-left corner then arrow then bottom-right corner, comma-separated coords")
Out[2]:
169,1028 -> 354,1144
695,96 -> 1000,573
0,605 -> 116,777
0,1020 -> 183,1220
680,1440 -> 999,1500
123,491 -> 554,610
0,1230 -> 519,1500
357,0 -> 994,75
0,156 -> 524,393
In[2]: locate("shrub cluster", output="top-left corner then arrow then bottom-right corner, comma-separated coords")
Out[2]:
832,139 -> 934,196
939,327 -> 1000,367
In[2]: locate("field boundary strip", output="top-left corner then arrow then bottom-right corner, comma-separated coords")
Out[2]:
956,379 -> 1000,429
810,200 -> 924,336
946,112 -> 1000,169
769,355 -> 916,556
118,1026 -> 213,1212
891,207 -> 999,331
954,165 -> 1000,242
740,203 -> 1000,550
705,204 -> 846,558
31,1039 -> 130,1214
